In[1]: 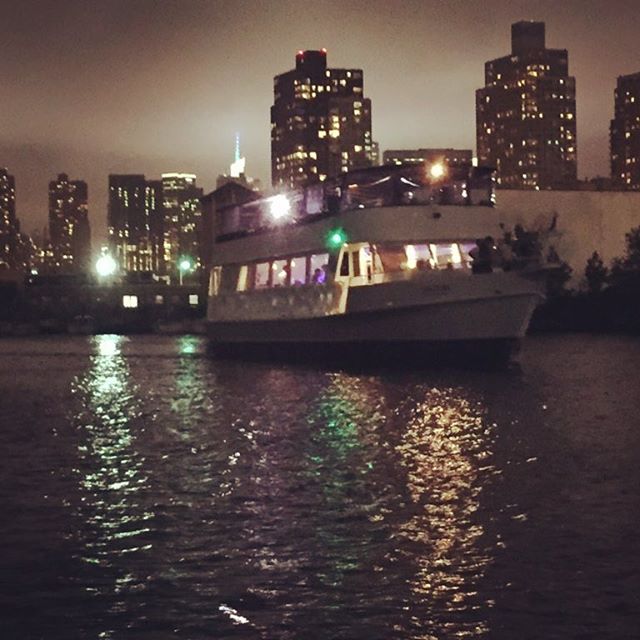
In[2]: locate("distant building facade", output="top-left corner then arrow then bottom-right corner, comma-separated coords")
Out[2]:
161,173 -> 203,273
383,148 -> 473,168
108,175 -> 163,273
476,21 -> 577,189
48,173 -> 91,273
610,71 -> 640,189
0,167 -> 17,269
271,49 -> 376,189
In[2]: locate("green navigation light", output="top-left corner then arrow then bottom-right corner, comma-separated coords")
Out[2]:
326,227 -> 347,251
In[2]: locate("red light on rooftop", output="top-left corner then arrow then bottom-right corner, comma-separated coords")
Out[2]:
297,50 -> 304,56
321,48 -> 327,54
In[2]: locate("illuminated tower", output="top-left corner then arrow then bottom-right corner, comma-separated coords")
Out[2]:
611,71 -> 640,189
161,173 -> 203,274
271,49 -> 376,189
48,173 -> 90,272
476,21 -> 577,189
0,167 -> 17,268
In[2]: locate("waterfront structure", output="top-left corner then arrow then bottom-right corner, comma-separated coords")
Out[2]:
383,148 -> 473,168
108,175 -> 164,273
48,173 -> 90,272
271,49 -> 376,189
476,21 -> 577,189
610,71 -> 640,189
0,167 -> 17,269
162,173 -> 203,275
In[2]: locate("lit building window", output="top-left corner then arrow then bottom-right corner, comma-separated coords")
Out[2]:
122,295 -> 138,308
189,294 -> 199,306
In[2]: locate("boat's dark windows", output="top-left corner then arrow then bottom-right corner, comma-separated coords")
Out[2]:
255,262 -> 270,288
351,251 -> 361,277
339,253 -> 349,277
220,265 -> 240,292
290,257 -> 306,286
310,253 -> 329,283
273,259 -> 289,286
377,245 -> 408,272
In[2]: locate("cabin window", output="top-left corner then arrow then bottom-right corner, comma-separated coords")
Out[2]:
377,245 -> 408,272
404,244 -> 434,270
122,295 -> 138,309
272,259 -> 289,286
237,265 -> 249,291
431,243 -> 464,269
290,257 -> 307,286
310,253 -> 329,284
255,262 -> 270,288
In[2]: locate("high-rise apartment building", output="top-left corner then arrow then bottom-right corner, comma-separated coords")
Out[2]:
161,173 -> 203,273
271,49 -> 376,189
48,173 -> 91,272
108,175 -> 164,273
476,21 -> 577,189
0,167 -> 17,268
610,71 -> 640,189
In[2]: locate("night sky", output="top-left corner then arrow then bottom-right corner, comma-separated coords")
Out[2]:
2,0 -> 640,242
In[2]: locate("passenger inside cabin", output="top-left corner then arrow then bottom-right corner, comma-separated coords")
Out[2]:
312,268 -> 325,284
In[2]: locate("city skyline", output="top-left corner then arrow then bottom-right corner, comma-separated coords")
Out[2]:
2,0 -> 640,240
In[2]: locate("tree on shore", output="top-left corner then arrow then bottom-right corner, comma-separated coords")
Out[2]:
584,251 -> 608,294
610,226 -> 640,289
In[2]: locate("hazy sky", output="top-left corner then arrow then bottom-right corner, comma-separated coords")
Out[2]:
2,0 -> 640,241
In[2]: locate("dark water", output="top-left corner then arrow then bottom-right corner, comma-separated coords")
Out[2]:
0,334 -> 639,639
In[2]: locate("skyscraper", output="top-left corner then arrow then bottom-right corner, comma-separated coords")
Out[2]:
476,21 -> 577,189
161,173 -> 203,273
0,167 -> 17,268
48,173 -> 91,272
610,71 -> 640,189
271,49 -> 375,189
108,175 -> 163,273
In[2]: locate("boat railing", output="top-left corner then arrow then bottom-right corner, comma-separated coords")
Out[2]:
215,164 -> 496,243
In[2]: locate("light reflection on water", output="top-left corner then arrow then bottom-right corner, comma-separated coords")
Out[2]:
3,335 -> 637,638
71,335 -> 154,623
394,387 -> 495,638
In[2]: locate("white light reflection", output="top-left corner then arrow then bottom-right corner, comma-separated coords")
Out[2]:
70,334 -> 154,610
394,386 -> 496,638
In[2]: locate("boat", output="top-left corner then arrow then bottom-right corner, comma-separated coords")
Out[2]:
205,163 -> 544,363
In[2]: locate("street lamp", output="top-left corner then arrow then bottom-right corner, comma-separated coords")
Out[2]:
178,256 -> 193,286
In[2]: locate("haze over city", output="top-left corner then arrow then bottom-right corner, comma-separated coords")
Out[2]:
2,0 -> 640,239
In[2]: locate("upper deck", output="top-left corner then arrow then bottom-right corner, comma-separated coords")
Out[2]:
211,164 -> 500,266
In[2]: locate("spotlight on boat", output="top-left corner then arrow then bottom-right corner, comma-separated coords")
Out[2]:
268,194 -> 291,221
430,162 -> 445,179
95,252 -> 117,278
